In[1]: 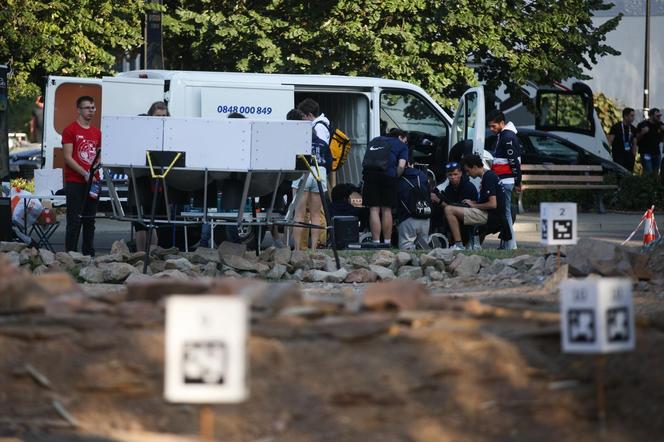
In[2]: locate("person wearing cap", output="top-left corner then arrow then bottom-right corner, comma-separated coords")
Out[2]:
430,161 -> 478,237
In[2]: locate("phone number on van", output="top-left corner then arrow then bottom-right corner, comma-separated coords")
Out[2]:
217,105 -> 273,115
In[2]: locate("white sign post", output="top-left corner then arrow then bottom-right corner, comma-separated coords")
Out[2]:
540,202 -> 578,246
560,278 -> 635,354
541,202 -> 578,271
559,277 -> 635,428
165,295 -> 249,441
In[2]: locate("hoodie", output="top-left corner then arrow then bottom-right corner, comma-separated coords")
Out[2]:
491,121 -> 522,186
396,167 -> 430,223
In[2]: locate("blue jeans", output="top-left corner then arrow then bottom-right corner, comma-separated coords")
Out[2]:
641,152 -> 661,175
501,183 -> 517,250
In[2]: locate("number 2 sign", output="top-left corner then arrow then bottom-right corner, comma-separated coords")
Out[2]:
540,202 -> 578,246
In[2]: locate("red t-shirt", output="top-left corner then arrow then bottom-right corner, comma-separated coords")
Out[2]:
61,121 -> 101,183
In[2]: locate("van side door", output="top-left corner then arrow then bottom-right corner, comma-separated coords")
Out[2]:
449,87 -> 486,157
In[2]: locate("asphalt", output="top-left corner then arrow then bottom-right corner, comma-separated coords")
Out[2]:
33,210 -> 651,254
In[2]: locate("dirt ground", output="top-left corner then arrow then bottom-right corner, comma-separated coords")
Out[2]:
1,268 -> 664,442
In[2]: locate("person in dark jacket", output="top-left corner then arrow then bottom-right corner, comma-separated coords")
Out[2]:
488,110 -> 521,250
396,160 -> 431,250
444,154 -> 511,250
430,161 -> 478,236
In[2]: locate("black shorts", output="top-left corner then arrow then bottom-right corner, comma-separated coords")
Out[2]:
362,173 -> 398,208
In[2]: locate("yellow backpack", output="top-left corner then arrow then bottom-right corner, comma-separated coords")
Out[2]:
315,121 -> 352,171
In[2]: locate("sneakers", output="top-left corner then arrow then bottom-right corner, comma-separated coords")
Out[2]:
449,243 -> 466,251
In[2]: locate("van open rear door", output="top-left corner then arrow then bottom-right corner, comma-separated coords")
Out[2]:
535,82 -> 611,161
43,76 -> 102,170
449,87 -> 485,157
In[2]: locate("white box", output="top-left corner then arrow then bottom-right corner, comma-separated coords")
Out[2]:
163,118 -> 251,170
164,295 -> 249,404
540,202 -> 578,246
560,278 -> 635,353
102,116 -> 164,167
250,120 -> 311,170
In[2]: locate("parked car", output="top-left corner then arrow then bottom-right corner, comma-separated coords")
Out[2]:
485,128 -> 630,176
9,147 -> 43,179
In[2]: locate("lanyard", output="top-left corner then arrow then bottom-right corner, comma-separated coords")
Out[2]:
621,124 -> 630,144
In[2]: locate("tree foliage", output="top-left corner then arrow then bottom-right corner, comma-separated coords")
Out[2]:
1,0 -> 620,107
161,0 -> 621,106
0,0 -> 145,99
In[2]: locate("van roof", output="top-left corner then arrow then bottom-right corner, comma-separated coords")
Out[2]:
116,70 -> 428,93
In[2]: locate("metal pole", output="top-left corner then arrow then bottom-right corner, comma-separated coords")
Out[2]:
644,0 -> 651,114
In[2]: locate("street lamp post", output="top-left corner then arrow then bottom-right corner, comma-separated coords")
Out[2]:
644,0 -> 651,115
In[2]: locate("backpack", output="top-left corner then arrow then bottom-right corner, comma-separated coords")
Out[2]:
362,137 -> 392,172
401,174 -> 432,219
314,121 -> 352,172
311,132 -> 330,170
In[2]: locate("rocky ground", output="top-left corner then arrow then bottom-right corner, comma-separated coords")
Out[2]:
1,238 -> 664,441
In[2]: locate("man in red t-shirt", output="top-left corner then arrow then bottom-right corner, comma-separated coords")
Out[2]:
62,95 -> 101,256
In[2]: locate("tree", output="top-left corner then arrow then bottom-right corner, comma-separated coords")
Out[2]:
0,0 -> 145,99
160,0 -> 621,106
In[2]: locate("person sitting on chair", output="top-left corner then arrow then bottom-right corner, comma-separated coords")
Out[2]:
430,161 -> 478,238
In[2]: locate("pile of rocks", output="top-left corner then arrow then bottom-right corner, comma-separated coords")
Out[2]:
0,240 -> 564,286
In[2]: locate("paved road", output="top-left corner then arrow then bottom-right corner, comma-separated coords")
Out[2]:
36,210 -> 649,254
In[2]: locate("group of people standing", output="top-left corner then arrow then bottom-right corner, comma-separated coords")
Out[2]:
610,107 -> 664,176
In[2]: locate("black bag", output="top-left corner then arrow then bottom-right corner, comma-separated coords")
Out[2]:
362,138 -> 392,172
401,175 -> 432,219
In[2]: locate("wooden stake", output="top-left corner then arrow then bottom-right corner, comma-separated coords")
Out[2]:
200,404 -> 215,441
556,245 -> 561,272
596,355 -> 607,432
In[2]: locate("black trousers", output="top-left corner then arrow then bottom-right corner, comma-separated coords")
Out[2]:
65,181 -> 98,256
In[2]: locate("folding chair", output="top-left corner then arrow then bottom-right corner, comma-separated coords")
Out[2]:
30,211 -> 60,252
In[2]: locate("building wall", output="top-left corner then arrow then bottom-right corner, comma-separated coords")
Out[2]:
584,1 -> 664,114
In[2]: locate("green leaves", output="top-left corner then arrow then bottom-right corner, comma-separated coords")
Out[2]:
1,0 -> 145,98
1,0 -> 620,108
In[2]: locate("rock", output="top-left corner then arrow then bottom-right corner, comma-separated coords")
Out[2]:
362,280 -> 429,311
371,250 -> 396,267
566,238 -> 649,278
449,254 -> 483,277
19,247 -> 39,266
152,246 -> 180,259
38,249 -> 55,266
255,261 -> 271,276
68,251 -> 91,262
369,264 -> 396,281
424,267 -> 445,281
267,263 -> 288,280
110,239 -> 131,257
416,276 -> 431,284
223,254 -> 258,272
55,252 -> 76,270
153,269 -> 190,280
324,255 -> 340,273
310,253 -> 328,270
125,272 -> 154,284
149,260 -> 166,274
33,265 -> 48,274
410,253 -> 420,267
544,254 -> 560,275
218,241 -> 247,261
499,254 -> 535,270
397,265 -> 424,280
529,256 -> 546,274
289,250 -> 312,270
278,305 -> 327,319
303,268 -> 349,283
485,260 -> 507,274
100,262 -> 138,283
0,271 -> 80,313
124,251 -> 146,265
345,268 -> 379,283
202,262 -> 219,277
395,251 -> 411,267
79,265 -> 105,283
426,248 -> 456,265
347,255 -> 370,269
0,241 -> 27,253
95,253 -> 125,264
273,247 -> 292,265
497,266 -> 518,277
44,293 -> 114,317
164,257 -> 194,272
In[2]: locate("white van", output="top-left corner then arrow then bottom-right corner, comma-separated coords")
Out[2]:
42,70 -> 472,188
